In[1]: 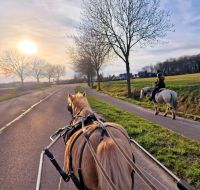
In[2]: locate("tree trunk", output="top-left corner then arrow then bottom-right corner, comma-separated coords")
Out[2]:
125,59 -> 131,97
37,77 -> 40,84
87,73 -> 91,86
20,76 -> 24,86
97,70 -> 101,91
91,75 -> 94,88
48,77 -> 51,84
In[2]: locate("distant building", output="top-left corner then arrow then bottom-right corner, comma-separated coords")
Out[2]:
119,73 -> 133,80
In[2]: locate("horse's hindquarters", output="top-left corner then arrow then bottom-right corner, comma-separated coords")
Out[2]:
97,136 -> 133,190
65,123 -> 134,190
154,90 -> 177,119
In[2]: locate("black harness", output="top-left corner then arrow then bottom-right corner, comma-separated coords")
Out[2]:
65,114 -> 98,190
44,113 -> 135,190
44,114 -> 104,189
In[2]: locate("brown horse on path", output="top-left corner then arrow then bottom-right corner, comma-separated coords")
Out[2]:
64,92 -> 134,190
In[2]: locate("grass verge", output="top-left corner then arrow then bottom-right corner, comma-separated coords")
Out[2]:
0,94 -> 20,101
95,73 -> 200,121
86,95 -> 200,189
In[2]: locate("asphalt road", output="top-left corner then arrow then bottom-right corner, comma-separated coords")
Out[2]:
85,87 -> 200,142
0,84 -> 181,190
0,86 -> 62,129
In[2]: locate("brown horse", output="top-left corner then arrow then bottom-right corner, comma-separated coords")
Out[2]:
64,92 -> 134,190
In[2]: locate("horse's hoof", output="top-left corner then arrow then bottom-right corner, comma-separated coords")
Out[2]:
155,112 -> 159,115
163,114 -> 167,117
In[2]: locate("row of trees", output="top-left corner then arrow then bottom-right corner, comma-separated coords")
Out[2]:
70,0 -> 172,96
0,50 -> 65,85
71,25 -> 110,90
141,54 -> 200,75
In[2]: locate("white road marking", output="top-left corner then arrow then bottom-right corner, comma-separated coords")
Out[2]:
0,87 -> 64,135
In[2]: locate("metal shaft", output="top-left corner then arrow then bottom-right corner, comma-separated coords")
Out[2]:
36,134 -> 62,190
130,138 -> 195,190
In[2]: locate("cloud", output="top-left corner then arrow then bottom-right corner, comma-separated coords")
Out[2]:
0,0 -> 82,80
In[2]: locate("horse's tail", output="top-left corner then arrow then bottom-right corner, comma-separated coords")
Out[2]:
170,91 -> 178,110
96,137 -> 132,190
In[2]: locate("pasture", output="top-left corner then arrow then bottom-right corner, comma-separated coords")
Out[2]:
87,95 -> 200,189
0,87 -> 19,101
98,73 -> 200,120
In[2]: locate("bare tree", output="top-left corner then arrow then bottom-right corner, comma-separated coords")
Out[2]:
42,63 -> 55,83
30,58 -> 45,84
83,0 -> 172,96
75,27 -> 110,90
73,53 -> 96,87
0,50 -> 30,85
54,65 -> 66,83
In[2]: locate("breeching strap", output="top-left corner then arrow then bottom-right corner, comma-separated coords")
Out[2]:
81,119 -> 118,190
85,136 -> 118,190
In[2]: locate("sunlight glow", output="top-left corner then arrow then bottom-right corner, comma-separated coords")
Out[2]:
17,39 -> 38,55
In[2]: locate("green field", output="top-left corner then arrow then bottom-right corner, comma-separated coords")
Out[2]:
97,73 -> 200,120
86,95 -> 200,189
0,87 -> 19,101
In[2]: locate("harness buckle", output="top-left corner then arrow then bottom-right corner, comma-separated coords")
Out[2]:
50,125 -> 71,141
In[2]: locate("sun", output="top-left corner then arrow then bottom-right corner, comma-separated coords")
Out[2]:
17,39 -> 38,55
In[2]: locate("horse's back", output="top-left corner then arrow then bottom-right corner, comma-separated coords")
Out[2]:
64,122 -> 133,190
159,89 -> 178,108
162,89 -> 177,99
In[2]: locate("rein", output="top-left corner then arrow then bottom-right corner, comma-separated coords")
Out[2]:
80,115 -> 119,190
95,119 -> 158,190
67,103 -> 83,124
103,129 -> 157,189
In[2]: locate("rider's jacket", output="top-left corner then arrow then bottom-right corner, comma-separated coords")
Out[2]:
155,78 -> 165,89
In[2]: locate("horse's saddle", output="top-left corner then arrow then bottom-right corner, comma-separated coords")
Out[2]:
157,88 -> 165,93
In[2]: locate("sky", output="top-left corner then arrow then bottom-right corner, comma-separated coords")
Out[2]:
0,0 -> 200,82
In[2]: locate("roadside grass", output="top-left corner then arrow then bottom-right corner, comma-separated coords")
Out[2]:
0,87 -> 16,90
0,87 -> 19,101
97,73 -> 200,121
75,86 -> 86,93
85,95 -> 200,189
0,94 -> 20,101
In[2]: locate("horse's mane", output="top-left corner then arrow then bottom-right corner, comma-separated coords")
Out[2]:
74,93 -> 91,108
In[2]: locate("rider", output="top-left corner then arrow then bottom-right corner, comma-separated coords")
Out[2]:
149,72 -> 165,101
